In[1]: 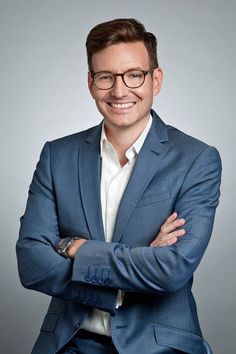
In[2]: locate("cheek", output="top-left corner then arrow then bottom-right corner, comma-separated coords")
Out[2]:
92,91 -> 106,103
137,82 -> 155,100
93,95 -> 109,113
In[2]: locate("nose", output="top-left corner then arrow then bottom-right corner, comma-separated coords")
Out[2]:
110,76 -> 128,97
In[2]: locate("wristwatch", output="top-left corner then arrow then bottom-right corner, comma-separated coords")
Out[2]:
57,236 -> 81,258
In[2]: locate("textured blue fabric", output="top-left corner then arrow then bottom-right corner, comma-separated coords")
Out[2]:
58,336 -> 118,354
59,335 -> 183,354
16,110 -> 221,354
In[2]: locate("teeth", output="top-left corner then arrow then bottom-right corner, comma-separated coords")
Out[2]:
110,102 -> 135,109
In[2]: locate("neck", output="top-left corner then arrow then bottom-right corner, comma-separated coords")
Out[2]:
104,116 -> 150,165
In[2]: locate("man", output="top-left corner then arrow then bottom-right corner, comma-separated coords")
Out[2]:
16,18 -> 221,354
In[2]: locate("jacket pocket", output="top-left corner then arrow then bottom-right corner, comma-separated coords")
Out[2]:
136,191 -> 171,208
153,324 -> 204,354
40,313 -> 60,333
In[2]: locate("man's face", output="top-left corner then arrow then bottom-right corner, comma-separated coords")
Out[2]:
88,41 -> 163,132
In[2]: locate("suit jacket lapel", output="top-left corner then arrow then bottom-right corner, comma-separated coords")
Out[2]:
78,124 -> 105,241
112,111 -> 169,243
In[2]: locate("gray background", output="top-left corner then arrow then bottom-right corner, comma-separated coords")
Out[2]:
0,1 -> 235,353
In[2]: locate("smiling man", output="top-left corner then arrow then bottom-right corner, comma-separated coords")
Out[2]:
16,19 -> 221,354
87,41 -> 162,167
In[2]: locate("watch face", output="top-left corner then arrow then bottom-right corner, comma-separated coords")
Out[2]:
59,237 -> 72,250
57,237 -> 73,258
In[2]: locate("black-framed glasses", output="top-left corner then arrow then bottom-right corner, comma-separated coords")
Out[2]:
90,69 -> 155,90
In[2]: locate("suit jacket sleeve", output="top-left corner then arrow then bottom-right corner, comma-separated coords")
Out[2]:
16,142 -> 117,314
72,145 -> 222,295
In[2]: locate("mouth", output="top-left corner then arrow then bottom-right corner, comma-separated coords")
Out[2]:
108,102 -> 136,109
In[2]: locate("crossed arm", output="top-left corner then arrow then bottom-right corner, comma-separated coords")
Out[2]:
67,212 -> 186,258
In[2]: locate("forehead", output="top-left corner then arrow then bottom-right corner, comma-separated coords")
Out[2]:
91,41 -> 150,72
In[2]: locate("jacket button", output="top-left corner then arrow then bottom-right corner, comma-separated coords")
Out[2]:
104,278 -> 112,286
98,278 -> 104,284
84,274 -> 91,282
91,275 -> 98,283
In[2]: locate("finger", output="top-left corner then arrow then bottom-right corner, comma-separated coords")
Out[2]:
161,218 -> 185,234
169,229 -> 186,239
150,229 -> 185,247
161,228 -> 185,241
164,236 -> 178,246
162,212 -> 178,227
160,213 -> 178,231
151,236 -> 178,247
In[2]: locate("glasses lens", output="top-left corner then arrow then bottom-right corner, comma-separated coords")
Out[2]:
94,72 -> 114,89
124,70 -> 145,88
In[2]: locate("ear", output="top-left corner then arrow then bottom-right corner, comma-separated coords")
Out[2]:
88,72 -> 96,99
152,67 -> 163,96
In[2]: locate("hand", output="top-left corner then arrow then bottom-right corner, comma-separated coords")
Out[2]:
67,238 -> 87,259
150,212 -> 185,247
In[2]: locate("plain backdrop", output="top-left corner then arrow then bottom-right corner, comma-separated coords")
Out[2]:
0,1 -> 235,353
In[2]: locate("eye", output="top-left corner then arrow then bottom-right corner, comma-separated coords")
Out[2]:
97,73 -> 113,81
126,71 -> 143,79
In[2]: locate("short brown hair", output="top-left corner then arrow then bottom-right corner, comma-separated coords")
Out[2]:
86,18 -> 159,72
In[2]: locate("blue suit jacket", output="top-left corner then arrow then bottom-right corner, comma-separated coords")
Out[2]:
16,110 -> 221,354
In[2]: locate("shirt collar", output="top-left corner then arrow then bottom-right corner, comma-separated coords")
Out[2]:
100,115 -> 152,161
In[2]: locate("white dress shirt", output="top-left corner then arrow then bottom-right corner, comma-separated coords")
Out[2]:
80,116 -> 153,335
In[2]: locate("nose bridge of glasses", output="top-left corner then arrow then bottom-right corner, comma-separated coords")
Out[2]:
112,73 -> 129,91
